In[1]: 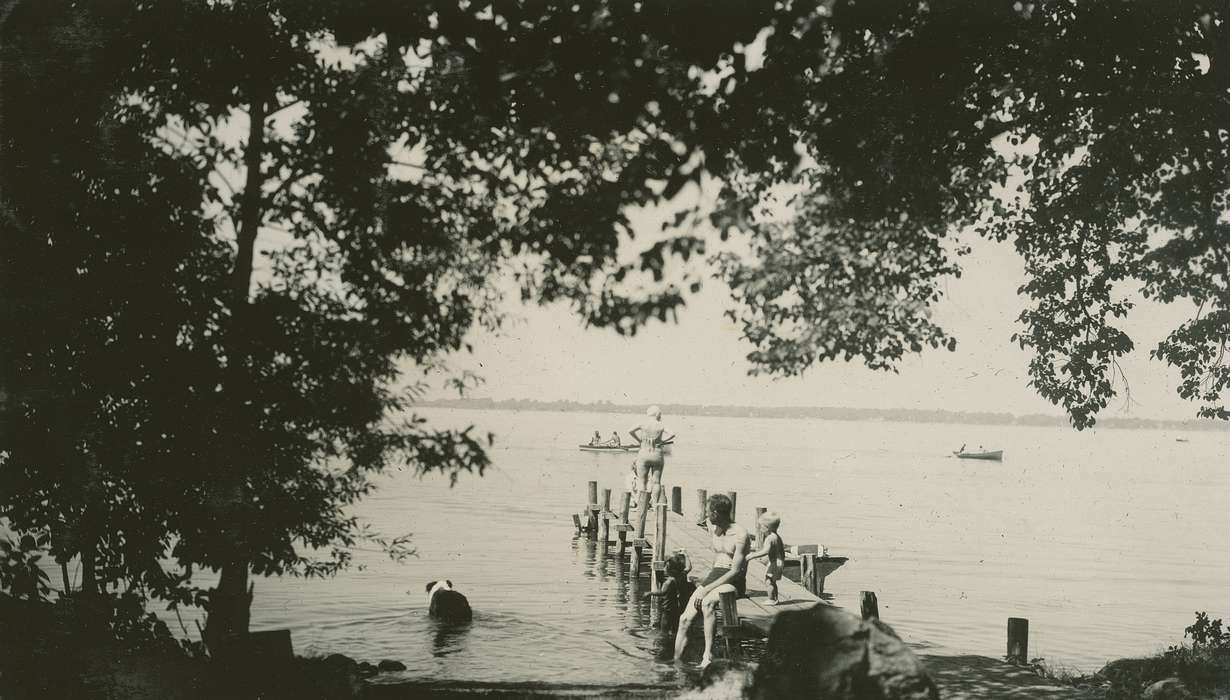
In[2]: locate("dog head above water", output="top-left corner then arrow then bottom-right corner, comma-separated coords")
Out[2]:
424,579 -> 453,605
421,579 -> 473,623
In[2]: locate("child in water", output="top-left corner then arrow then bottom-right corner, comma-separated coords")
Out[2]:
746,511 -> 786,605
645,550 -> 693,631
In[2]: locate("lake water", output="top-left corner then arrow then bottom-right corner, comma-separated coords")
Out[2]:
193,408 -> 1229,685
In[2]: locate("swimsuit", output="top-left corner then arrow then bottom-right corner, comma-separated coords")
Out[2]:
703,524 -> 749,597
700,566 -> 747,597
635,422 -> 667,470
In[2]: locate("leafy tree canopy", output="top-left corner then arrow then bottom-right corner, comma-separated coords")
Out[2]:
714,0 -> 1230,429
4,0 -> 1230,645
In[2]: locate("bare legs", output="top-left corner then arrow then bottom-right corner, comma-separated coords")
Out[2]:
672,585 -> 732,666
634,458 -> 664,535
635,458 -> 651,495
647,463 -> 663,497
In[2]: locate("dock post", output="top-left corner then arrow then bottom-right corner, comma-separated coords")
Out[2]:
695,489 -> 708,527
754,507 -> 766,549
727,491 -> 737,521
571,514 -> 582,534
718,590 -> 741,661
860,591 -> 880,620
617,491 -> 632,553
586,481 -> 599,535
598,488 -> 612,547
634,489 -> 651,540
652,503 -> 668,590
1007,617 -> 1029,664
670,486 -> 682,515
801,553 -> 817,595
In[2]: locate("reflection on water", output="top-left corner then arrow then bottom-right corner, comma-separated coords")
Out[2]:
122,408 -> 1230,682
429,618 -> 470,658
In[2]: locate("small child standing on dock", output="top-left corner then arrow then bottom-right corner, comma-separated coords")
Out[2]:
746,511 -> 786,605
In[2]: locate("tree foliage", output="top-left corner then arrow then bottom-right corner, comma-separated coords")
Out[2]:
0,0 -> 795,637
5,0 -> 1230,650
714,0 -> 1230,429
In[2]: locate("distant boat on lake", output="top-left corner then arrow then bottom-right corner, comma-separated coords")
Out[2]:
953,448 -> 1003,461
578,443 -> 633,453
1175,437 -> 1190,443
578,438 -> 674,453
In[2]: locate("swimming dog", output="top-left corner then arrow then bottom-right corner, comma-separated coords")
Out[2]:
424,580 -> 473,623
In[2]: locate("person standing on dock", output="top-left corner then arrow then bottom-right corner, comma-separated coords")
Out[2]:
629,405 -> 672,500
746,511 -> 786,605
673,493 -> 749,668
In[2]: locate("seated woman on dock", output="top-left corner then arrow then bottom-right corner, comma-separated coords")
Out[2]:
672,493 -> 749,668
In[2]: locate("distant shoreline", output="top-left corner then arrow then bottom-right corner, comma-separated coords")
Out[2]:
419,397 -> 1230,432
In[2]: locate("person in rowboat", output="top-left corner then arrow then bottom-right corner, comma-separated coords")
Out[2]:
590,430 -> 602,446
609,431 -> 621,447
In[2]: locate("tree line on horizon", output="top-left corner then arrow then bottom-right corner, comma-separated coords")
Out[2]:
422,397 -> 1230,431
4,0 -> 1230,658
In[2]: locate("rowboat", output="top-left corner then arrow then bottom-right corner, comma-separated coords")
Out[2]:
577,444 -> 632,453
954,449 -> 1003,461
578,439 -> 675,453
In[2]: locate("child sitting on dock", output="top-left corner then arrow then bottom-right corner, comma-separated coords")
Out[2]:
645,550 -> 694,631
746,511 -> 786,605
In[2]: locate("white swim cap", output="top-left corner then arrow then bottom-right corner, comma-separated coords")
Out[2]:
646,405 -> 661,418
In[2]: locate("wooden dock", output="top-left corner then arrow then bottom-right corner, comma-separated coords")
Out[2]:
654,507 -> 819,635
572,481 -> 848,643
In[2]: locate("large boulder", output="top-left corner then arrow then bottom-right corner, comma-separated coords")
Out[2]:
1143,677 -> 1190,700
750,605 -> 939,699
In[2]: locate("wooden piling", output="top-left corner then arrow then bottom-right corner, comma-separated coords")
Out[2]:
754,507 -> 766,549
652,503 -> 668,589
586,481 -> 600,534
801,553 -> 817,595
696,489 -> 708,527
598,488 -> 612,546
1007,617 -> 1029,664
634,489 -> 651,540
670,486 -> 682,515
571,513 -> 582,534
860,591 -> 880,620
727,491 -> 737,521
617,491 -> 632,552
719,590 -> 741,661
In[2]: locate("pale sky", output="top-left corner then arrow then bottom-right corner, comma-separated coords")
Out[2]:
431,189 -> 1202,422
230,29 -> 1201,422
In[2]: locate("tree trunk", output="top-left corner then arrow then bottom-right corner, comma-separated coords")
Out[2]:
79,538 -> 97,595
204,84 -> 267,647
